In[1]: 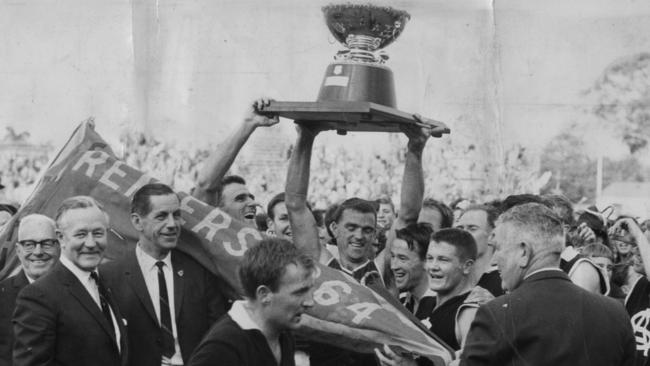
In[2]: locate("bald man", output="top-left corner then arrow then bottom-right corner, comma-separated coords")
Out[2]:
0,214 -> 60,366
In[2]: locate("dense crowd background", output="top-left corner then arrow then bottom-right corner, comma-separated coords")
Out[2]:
1,120 -> 643,213
0,131 -> 430,209
2,123 -> 650,366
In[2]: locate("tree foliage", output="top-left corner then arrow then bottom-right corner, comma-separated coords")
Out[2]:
585,53 -> 650,154
540,130 -> 648,202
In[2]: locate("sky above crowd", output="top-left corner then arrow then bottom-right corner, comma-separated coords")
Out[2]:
1,0 -> 649,160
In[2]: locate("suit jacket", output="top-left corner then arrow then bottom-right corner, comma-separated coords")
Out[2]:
12,262 -> 128,366
0,271 -> 28,366
460,269 -> 636,366
100,249 -> 228,366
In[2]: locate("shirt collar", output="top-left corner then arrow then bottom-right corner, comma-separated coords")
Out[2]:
59,255 -> 93,283
561,246 -> 580,262
421,288 -> 436,299
229,300 -> 263,331
486,264 -> 499,273
136,243 -> 172,271
328,257 -> 371,275
402,287 -> 436,303
19,269 -> 37,284
524,267 -> 564,280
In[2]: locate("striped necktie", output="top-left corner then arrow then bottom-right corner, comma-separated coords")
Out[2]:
90,271 -> 116,337
156,261 -> 175,358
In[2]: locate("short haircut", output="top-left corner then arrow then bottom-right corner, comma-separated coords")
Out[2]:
374,227 -> 388,254
18,214 -> 57,240
484,199 -> 502,210
577,210 -> 609,246
461,204 -> 500,230
422,198 -> 454,229
216,175 -> 246,206
331,198 -> 377,224
431,228 -> 477,262
582,243 -> 614,262
324,203 -> 339,239
266,192 -> 315,221
395,223 -> 434,260
266,192 -> 286,220
239,237 -> 315,299
500,194 -> 546,212
131,183 -> 177,216
255,212 -> 269,232
375,196 -> 395,213
313,209 -> 325,227
55,196 -> 108,229
497,203 -> 564,259
543,194 -> 575,227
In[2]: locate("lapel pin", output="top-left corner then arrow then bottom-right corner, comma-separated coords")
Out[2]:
177,270 -> 184,277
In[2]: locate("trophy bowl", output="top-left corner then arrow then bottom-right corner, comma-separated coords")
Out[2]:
323,4 -> 411,52
260,3 -> 449,137
317,3 -> 411,108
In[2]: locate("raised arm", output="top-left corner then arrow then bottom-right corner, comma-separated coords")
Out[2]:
379,121 -> 432,272
396,122 -> 430,227
192,99 -> 279,205
285,124 -> 328,262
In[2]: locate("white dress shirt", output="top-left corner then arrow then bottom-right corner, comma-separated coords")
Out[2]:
136,245 -> 183,365
59,255 -> 121,352
229,300 -> 262,331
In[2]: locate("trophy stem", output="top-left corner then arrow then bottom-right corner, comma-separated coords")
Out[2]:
345,34 -> 382,63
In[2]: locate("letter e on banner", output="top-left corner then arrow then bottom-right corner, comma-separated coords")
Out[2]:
98,161 -> 127,191
72,151 -> 109,177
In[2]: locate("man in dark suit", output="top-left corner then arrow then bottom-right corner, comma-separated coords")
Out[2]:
101,183 -> 228,366
13,196 -> 127,366
0,214 -> 60,366
459,203 -> 635,366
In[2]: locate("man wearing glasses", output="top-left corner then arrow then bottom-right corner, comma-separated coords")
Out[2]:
0,214 -> 60,366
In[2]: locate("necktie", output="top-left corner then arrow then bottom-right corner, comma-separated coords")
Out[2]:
90,271 -> 116,336
156,261 -> 175,358
404,295 -> 415,313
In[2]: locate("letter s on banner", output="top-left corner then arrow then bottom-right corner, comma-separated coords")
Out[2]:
313,280 -> 352,306
224,227 -> 263,257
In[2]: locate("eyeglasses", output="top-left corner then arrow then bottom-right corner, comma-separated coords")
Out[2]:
17,239 -> 59,251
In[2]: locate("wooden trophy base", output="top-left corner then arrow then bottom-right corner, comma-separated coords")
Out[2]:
259,101 -> 450,136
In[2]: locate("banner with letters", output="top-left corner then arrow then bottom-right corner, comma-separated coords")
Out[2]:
0,120 -> 454,364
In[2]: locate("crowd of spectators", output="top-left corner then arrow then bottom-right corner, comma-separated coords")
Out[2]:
2,120 -> 650,366
0,129 -> 644,223
0,153 -> 49,204
0,132 -> 427,210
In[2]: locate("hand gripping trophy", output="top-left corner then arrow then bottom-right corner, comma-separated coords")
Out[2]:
260,3 -> 450,136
